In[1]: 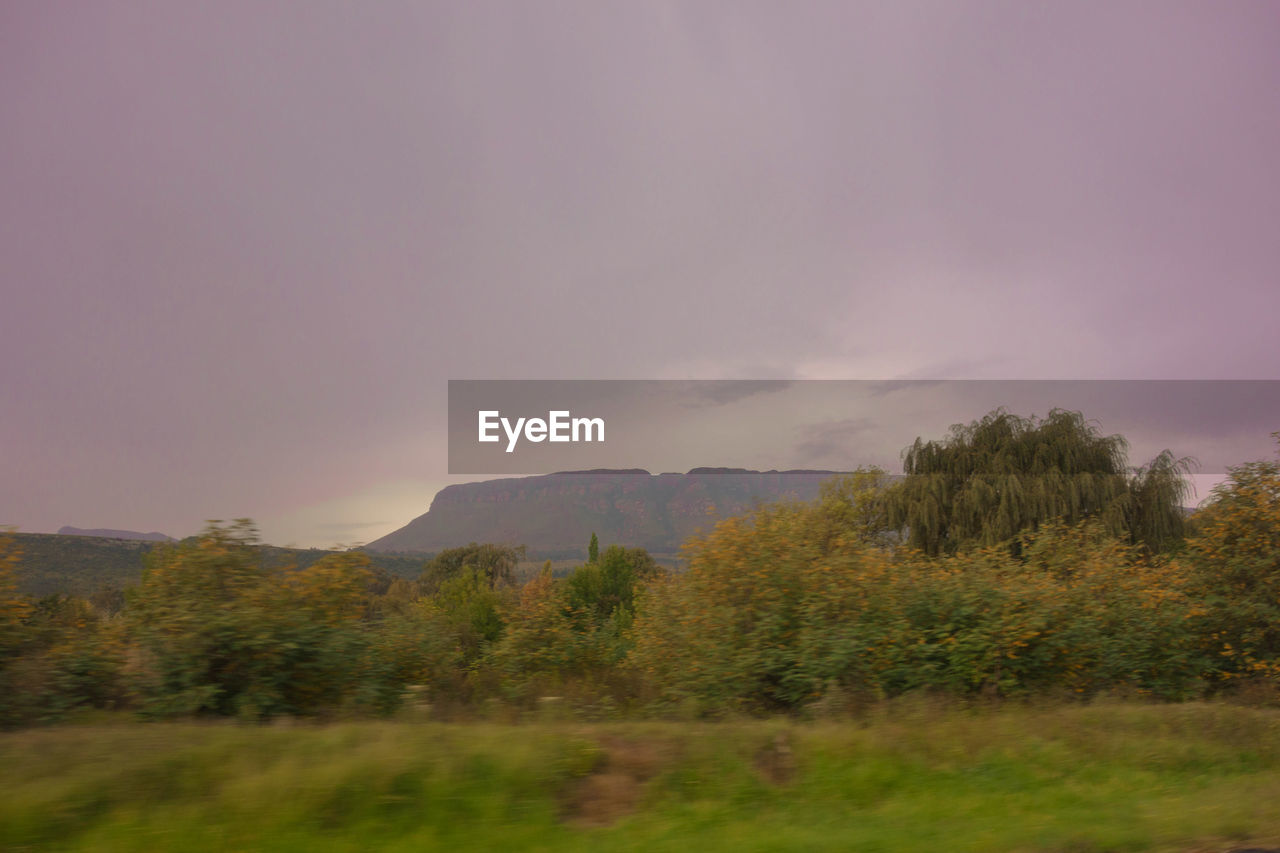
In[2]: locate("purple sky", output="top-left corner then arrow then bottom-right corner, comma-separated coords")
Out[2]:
3,2 -> 1279,547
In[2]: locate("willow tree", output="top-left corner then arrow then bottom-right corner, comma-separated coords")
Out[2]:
882,409 -> 1191,556
420,542 -> 525,594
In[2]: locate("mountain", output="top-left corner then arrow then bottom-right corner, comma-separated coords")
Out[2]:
365,468 -> 848,556
57,526 -> 175,542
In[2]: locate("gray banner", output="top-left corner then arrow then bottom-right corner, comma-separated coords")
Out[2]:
448,379 -> 1280,477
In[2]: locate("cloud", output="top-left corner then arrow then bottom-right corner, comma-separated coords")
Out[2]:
683,380 -> 795,408
317,521 -> 391,531
793,417 -> 879,467
3,3 -> 1278,545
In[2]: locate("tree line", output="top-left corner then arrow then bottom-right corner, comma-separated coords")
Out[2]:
2,409 -> 1278,725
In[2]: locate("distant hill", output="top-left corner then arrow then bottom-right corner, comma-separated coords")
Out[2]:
7,532 -> 428,599
365,468 -> 849,556
58,526 -> 175,542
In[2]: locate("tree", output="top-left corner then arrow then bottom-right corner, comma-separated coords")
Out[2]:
0,532 -> 34,726
0,532 -> 30,665
881,409 -> 1191,556
1186,435 -> 1280,675
421,543 -> 525,594
632,503 -> 1208,712
631,504 -> 830,712
566,545 -> 658,625
815,467 -> 897,548
129,520 -> 271,716
129,520 -> 376,718
1124,449 -> 1195,554
588,532 -> 599,564
491,562 -> 594,689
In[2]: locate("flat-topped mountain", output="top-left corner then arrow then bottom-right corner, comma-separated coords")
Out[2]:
365,468 -> 847,556
57,526 -> 175,542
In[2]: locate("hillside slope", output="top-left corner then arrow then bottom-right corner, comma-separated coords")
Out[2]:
6,533 -> 426,598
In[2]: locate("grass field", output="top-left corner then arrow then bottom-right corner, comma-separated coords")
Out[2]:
4,701 -> 1280,852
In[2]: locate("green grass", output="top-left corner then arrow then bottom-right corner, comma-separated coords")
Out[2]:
4,702 -> 1280,851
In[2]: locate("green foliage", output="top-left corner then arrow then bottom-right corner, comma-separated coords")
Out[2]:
357,604 -> 465,712
88,583 -> 126,618
0,534 -> 127,727
565,545 -> 658,626
24,594 -> 127,712
882,408 -> 1191,556
815,467 -> 897,547
490,565 -> 586,688
631,504 -> 832,712
492,547 -> 662,704
6,532 -> 157,598
588,532 -> 599,563
5,531 -> 423,599
0,532 -> 30,664
3,423 -> 1278,728
128,520 -> 376,719
1123,449 -> 1196,554
434,565 -> 507,661
633,503 -> 1208,714
1185,435 -> 1280,681
421,542 -> 525,594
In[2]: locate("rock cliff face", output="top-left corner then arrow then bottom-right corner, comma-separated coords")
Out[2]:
365,468 -> 846,555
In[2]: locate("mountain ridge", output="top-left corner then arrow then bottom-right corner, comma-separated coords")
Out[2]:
365,467 -> 849,555
6,532 -> 427,599
57,526 -> 175,542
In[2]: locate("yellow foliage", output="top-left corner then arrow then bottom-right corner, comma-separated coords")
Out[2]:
0,532 -> 32,656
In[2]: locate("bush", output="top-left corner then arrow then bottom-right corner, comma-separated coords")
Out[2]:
632,506 -> 1209,715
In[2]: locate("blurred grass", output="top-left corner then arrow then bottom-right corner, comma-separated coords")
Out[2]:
4,701 -> 1280,851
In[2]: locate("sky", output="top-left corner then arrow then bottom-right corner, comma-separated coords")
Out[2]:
3,2 -> 1278,547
